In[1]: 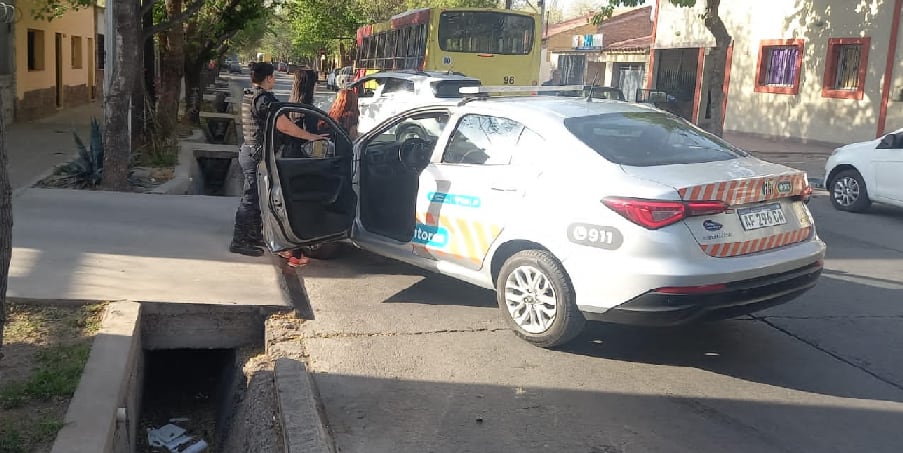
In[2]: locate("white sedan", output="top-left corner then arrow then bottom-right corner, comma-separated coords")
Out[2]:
824,128 -> 903,212
258,87 -> 825,348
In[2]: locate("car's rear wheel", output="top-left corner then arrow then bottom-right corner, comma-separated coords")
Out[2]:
830,169 -> 871,212
496,250 -> 585,348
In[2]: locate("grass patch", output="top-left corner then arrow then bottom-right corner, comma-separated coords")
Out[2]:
0,303 -> 105,453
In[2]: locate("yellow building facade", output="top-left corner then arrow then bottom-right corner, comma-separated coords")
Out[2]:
13,0 -> 97,121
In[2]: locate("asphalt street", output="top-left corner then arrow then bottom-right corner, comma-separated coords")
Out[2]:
234,70 -> 903,452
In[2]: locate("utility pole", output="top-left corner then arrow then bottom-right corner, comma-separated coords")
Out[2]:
505,0 -> 512,9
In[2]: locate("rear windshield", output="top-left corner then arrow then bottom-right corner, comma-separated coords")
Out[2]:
431,80 -> 481,98
564,112 -> 747,167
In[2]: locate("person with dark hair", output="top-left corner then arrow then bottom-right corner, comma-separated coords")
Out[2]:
229,62 -> 329,257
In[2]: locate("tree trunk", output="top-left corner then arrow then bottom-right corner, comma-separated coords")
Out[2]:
158,0 -> 185,129
102,0 -> 139,191
702,0 -> 731,138
0,85 -> 11,359
183,58 -> 205,125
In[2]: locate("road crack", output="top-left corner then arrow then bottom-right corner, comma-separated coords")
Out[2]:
302,327 -> 510,339
754,315 -> 903,393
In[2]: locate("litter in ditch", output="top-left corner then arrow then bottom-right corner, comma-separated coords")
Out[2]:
147,423 -> 208,453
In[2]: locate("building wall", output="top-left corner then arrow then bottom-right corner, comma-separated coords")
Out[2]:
14,1 -> 96,121
654,0 -> 898,144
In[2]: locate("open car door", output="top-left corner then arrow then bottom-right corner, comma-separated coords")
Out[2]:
257,103 -> 357,253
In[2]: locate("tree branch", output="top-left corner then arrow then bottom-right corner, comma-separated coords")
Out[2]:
143,0 -> 206,41
139,0 -> 161,18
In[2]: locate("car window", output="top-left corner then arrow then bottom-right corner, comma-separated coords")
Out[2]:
564,112 -> 747,167
510,126 -> 546,165
353,78 -> 382,98
365,111 -> 451,154
383,78 -> 415,94
431,80 -> 481,98
442,114 -> 524,165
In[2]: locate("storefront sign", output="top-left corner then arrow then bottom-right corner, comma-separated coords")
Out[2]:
572,33 -> 603,50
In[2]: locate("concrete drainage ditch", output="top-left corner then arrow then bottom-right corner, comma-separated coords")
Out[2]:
50,302 -> 330,453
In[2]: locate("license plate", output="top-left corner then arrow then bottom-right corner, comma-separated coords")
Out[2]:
738,203 -> 787,231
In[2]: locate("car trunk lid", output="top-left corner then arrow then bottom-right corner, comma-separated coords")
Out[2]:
621,158 -> 814,257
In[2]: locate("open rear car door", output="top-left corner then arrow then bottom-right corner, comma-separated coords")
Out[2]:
257,103 -> 357,253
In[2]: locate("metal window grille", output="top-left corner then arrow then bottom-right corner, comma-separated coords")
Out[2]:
833,44 -> 861,90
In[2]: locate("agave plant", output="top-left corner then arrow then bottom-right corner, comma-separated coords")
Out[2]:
65,118 -> 104,188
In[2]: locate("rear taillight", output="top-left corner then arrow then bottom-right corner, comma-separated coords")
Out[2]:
602,197 -> 729,230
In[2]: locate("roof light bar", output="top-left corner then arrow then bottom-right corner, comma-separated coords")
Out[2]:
458,85 -> 587,95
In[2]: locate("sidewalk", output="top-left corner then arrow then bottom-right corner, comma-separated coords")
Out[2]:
7,101 -> 102,190
723,131 -> 839,156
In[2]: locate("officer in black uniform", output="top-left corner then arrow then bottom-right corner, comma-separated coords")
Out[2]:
229,62 -> 329,256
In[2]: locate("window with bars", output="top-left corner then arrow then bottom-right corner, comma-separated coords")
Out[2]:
755,40 -> 804,95
823,37 -> 870,100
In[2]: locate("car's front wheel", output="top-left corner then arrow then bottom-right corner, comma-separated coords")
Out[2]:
496,250 -> 585,348
830,169 -> 871,212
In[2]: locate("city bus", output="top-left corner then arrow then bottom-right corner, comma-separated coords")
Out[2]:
354,7 -> 541,87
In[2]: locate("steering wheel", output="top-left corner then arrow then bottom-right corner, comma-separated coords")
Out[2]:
398,138 -> 431,171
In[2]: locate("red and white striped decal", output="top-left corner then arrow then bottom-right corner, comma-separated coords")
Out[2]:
678,173 -> 808,205
699,226 -> 812,258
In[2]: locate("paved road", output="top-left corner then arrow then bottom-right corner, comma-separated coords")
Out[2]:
233,69 -> 902,450
297,184 -> 903,450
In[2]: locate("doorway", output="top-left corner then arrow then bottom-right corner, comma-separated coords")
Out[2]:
616,63 -> 646,102
55,33 -> 63,108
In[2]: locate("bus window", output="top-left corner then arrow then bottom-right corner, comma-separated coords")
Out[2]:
438,11 -> 534,55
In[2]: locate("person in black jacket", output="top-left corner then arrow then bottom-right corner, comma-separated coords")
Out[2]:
229,63 -> 328,257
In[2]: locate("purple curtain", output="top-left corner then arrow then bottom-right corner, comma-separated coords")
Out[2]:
765,47 -> 799,85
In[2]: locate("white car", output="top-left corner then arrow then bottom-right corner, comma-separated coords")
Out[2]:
333,66 -> 354,90
824,128 -> 903,212
259,88 -> 826,348
317,70 -> 481,137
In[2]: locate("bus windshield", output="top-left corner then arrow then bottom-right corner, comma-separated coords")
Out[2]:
438,11 -> 534,55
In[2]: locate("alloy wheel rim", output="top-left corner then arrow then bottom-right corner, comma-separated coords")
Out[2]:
833,176 -> 860,207
504,265 -> 557,334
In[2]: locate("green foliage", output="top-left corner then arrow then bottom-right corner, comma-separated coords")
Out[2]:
185,0 -> 269,64
136,97 -> 180,167
29,0 -> 93,21
61,118 -> 104,189
591,0 -> 696,24
279,0 -> 501,61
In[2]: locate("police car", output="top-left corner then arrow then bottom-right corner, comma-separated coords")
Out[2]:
258,86 -> 826,348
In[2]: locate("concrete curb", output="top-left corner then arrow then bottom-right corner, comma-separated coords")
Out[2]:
51,301 -> 143,453
274,358 -> 335,453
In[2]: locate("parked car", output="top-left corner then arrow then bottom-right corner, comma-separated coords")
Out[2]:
824,128 -> 903,212
257,89 -> 825,348
228,62 -> 243,74
316,70 -> 481,136
334,66 -> 354,90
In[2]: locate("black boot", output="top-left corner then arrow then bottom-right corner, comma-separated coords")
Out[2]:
231,223 -> 265,256
230,240 -> 265,257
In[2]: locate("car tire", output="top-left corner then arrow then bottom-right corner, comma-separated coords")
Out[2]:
829,169 -> 871,212
302,242 -> 343,260
496,250 -> 585,348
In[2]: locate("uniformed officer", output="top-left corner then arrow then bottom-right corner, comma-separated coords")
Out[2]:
229,62 -> 328,256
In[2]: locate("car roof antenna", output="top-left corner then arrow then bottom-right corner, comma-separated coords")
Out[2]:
586,74 -> 599,102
